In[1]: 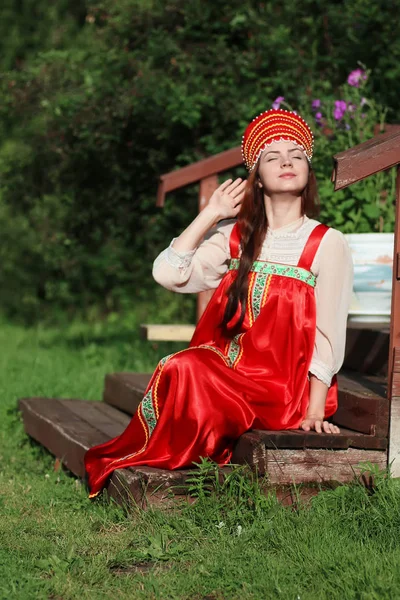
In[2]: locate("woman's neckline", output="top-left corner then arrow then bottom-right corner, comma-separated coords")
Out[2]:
267,215 -> 309,236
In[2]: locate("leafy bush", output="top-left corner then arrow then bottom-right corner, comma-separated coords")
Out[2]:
0,0 -> 400,321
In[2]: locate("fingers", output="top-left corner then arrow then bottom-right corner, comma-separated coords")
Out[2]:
300,421 -> 311,432
223,178 -> 246,196
219,179 -> 233,192
321,421 -> 340,434
301,419 -> 341,434
230,179 -> 247,198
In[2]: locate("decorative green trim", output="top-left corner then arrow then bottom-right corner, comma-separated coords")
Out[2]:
159,353 -> 173,367
198,345 -> 230,365
229,259 -> 316,287
141,389 -> 157,435
226,333 -> 244,367
251,272 -> 268,321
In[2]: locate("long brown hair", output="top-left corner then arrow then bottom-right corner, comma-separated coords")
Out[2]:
220,162 -> 320,338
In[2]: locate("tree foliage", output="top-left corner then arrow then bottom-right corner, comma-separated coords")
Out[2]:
0,0 -> 400,321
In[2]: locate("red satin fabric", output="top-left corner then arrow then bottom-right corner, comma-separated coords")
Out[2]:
85,222 -> 338,497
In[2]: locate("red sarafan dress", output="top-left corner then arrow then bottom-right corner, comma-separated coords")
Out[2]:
85,221 -> 338,497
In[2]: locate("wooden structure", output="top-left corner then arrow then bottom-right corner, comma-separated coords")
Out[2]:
18,129 -> 400,508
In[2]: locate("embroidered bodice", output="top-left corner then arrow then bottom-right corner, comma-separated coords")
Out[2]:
152,216 -> 354,387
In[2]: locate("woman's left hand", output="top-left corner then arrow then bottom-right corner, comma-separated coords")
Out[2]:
300,417 -> 340,434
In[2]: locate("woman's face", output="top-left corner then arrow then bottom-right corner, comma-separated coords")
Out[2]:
257,140 -> 309,196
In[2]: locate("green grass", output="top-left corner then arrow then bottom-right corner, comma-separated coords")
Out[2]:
1,317 -> 400,600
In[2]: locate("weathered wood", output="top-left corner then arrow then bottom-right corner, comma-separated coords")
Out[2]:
264,448 -> 387,484
333,129 -> 400,191
389,347 -> 400,475
242,426 -> 386,451
335,372 -> 388,436
103,373 -> 150,415
389,169 -> 400,385
62,399 -> 130,436
232,432 -> 386,481
140,324 -> 195,342
343,328 -> 388,376
156,147 -> 242,207
18,398 -> 123,477
107,466 -> 193,509
197,175 -> 219,319
387,167 -> 400,476
19,396 -> 387,494
104,370 -> 388,438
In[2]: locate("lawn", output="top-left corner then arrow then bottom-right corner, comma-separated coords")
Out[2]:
1,318 -> 400,600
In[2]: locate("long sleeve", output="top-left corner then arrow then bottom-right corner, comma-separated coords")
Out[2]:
309,229 -> 354,386
152,219 -> 235,293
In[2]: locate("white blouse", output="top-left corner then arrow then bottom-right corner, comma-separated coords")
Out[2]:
152,215 -> 354,387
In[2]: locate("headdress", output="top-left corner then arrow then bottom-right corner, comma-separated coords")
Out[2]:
241,108 -> 314,171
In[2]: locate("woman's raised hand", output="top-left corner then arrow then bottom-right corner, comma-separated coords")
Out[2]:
208,178 -> 247,220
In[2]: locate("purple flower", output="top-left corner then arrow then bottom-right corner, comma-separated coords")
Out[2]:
347,69 -> 367,87
315,111 -> 323,126
360,97 -> 367,106
272,96 -> 284,109
312,99 -> 321,110
333,100 -> 347,120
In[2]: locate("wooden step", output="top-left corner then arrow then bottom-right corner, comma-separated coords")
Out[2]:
19,396 -> 387,502
140,324 -> 195,342
104,370 -> 388,438
18,396 -> 193,508
104,373 -> 150,415
343,328 -> 388,376
18,397 -> 130,478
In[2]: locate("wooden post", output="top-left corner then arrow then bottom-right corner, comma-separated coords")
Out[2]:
197,174 -> 219,320
388,166 -> 400,475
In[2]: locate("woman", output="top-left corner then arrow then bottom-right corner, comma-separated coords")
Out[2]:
85,108 -> 354,498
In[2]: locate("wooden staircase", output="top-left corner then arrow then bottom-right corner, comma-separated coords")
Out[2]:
18,127 -> 400,508
19,327 -> 389,508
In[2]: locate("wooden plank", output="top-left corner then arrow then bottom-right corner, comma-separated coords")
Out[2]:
333,129 -> 400,191
264,448 -> 387,484
61,399 -> 130,436
103,372 -> 151,415
19,396 -> 388,501
197,175 -> 219,320
232,433 -> 386,481
388,167 -> 400,476
156,147 -> 242,207
140,324 -> 195,342
107,467 -> 349,509
104,370 -> 388,437
18,398 -> 122,478
343,328 -> 388,376
107,466 -> 193,509
335,371 -> 388,436
389,170 -> 400,383
389,347 -> 400,475
246,427 -> 386,451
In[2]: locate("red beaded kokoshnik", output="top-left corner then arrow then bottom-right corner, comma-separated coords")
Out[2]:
241,109 -> 314,171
